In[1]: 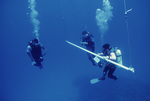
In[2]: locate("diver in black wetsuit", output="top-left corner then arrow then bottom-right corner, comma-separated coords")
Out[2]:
26,38 -> 47,69
81,31 -> 96,66
99,44 -> 118,80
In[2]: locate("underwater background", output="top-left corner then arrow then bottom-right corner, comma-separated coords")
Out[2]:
0,0 -> 150,101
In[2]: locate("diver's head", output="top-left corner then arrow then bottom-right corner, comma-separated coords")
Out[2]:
32,38 -> 39,45
102,44 -> 112,54
33,38 -> 39,43
82,31 -> 90,37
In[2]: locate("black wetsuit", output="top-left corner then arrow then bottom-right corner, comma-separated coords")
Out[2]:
82,35 -> 95,65
29,43 -> 43,66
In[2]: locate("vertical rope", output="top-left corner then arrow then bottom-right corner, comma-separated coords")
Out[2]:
62,17 -> 69,40
125,17 -> 132,66
124,0 -> 132,66
124,0 -> 127,12
59,0 -> 68,40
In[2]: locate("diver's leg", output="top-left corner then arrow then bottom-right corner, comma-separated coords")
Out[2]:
99,65 -> 109,80
39,64 -> 43,69
108,66 -> 117,80
87,53 -> 96,66
98,61 -> 103,68
34,59 -> 43,69
86,47 -> 96,66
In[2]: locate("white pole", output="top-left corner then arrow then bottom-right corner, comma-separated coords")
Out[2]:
66,40 -> 134,73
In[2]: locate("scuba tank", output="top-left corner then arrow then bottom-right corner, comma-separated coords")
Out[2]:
114,47 -> 123,65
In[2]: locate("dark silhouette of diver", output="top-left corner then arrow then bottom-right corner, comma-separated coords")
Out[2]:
99,44 -> 118,80
26,38 -> 47,69
81,31 -> 96,66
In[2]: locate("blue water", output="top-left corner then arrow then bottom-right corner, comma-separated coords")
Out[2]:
0,0 -> 150,101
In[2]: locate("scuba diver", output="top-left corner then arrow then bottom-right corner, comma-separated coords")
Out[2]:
99,44 -> 118,80
81,31 -> 96,66
26,38 -> 47,69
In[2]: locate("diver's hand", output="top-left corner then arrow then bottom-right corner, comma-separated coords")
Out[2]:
32,61 -> 36,65
81,42 -> 88,45
102,56 -> 109,60
128,66 -> 135,73
40,57 -> 43,62
97,53 -> 104,56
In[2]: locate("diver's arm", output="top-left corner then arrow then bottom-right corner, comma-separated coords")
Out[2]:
41,45 -> 47,56
26,45 -> 34,61
98,53 -> 109,60
100,52 -> 116,60
81,41 -> 88,45
91,37 -> 95,43
97,52 -> 104,56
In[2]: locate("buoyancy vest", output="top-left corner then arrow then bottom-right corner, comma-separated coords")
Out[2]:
114,47 -> 122,65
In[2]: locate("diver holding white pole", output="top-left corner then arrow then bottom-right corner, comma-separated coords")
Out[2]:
66,40 -> 134,73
